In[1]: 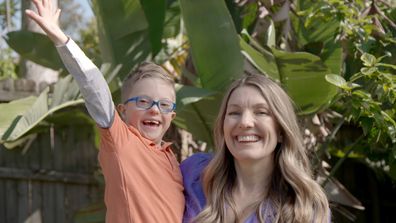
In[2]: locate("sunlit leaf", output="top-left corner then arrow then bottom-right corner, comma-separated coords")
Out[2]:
0,97 -> 37,141
93,0 -> 151,82
174,93 -> 223,147
266,19 -> 276,47
139,0 -> 166,56
0,75 -> 84,145
326,74 -> 347,88
361,53 -> 377,67
272,48 -> 338,114
180,0 -> 244,91
5,31 -> 65,70
240,36 -> 279,80
240,32 -> 338,114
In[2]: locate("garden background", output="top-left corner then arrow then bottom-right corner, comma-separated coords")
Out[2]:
0,0 -> 395,222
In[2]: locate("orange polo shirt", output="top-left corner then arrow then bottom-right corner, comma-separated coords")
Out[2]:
98,112 -> 184,223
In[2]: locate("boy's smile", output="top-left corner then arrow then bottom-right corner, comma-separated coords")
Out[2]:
118,78 -> 176,145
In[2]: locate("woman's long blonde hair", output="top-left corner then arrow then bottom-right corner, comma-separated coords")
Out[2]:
193,74 -> 330,223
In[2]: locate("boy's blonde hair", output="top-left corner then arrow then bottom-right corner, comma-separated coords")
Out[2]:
121,62 -> 175,103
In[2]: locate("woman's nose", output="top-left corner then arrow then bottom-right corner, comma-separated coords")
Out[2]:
239,111 -> 254,128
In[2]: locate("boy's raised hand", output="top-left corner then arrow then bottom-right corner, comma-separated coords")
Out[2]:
25,0 -> 68,45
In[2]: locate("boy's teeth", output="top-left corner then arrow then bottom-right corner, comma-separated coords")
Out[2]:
237,135 -> 259,142
143,120 -> 160,125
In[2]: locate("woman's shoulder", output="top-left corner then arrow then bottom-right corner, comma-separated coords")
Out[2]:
180,152 -> 213,176
180,153 -> 213,222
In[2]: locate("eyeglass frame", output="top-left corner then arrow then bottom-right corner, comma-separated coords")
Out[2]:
123,95 -> 176,114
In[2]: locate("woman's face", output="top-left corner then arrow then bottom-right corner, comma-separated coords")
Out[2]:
223,86 -> 280,163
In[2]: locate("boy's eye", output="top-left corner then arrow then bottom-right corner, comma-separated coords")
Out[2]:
160,101 -> 172,108
138,98 -> 151,105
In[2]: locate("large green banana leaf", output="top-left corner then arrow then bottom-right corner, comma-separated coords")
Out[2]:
0,0 -> 166,147
5,0 -> 156,83
162,1 -> 182,39
0,97 -> 37,141
5,31 -> 65,71
174,84 -> 219,146
240,32 -> 279,79
271,48 -> 338,114
292,1 -> 342,75
174,37 -> 339,147
179,0 -> 244,91
240,33 -> 338,115
0,75 -> 83,146
174,0 -> 337,145
93,0 -> 151,85
175,95 -> 222,148
139,0 -> 166,56
171,0 -> 246,147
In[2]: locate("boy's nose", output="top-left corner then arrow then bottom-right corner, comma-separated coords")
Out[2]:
148,103 -> 161,114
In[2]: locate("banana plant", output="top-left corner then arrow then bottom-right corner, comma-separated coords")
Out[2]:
176,0 -> 340,145
0,0 -> 346,222
240,31 -> 338,115
0,0 -> 170,146
0,75 -> 84,145
1,0 -> 341,149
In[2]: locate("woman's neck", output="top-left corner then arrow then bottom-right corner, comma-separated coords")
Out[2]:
233,157 -> 274,194
228,158 -> 274,222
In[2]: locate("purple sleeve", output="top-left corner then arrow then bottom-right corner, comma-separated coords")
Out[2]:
180,153 -> 212,223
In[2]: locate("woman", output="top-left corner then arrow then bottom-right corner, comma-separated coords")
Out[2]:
181,73 -> 330,223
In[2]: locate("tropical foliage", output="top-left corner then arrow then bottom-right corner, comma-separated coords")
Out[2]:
1,0 -> 395,222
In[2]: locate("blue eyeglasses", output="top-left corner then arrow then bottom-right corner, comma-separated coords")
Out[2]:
124,95 -> 176,114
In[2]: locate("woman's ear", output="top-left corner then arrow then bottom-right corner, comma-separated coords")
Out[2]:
277,132 -> 283,143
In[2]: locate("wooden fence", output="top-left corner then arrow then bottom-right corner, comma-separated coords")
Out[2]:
0,126 -> 102,223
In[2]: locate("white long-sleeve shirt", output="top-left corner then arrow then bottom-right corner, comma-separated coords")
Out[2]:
56,38 -> 114,128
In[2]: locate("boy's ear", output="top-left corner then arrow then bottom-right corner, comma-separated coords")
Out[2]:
117,104 -> 125,113
117,104 -> 126,118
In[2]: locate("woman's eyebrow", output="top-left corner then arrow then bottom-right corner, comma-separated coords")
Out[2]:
253,103 -> 269,108
227,103 -> 240,108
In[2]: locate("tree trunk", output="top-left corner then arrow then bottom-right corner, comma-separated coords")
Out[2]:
19,0 -> 59,92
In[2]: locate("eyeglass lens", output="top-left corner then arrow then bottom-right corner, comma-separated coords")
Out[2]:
130,96 -> 175,113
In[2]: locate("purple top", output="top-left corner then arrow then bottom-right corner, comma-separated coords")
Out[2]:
180,153 -> 275,223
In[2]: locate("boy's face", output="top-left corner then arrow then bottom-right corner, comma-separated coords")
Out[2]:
118,78 -> 176,145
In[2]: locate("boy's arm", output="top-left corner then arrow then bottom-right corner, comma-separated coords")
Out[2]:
26,0 -> 114,128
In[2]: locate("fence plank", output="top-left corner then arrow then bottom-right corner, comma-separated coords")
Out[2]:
17,182 -> 29,223
0,125 -> 101,223
0,167 -> 97,184
40,129 -> 56,223
5,180 -> 18,222
54,132 -> 65,223
4,148 -> 19,222
0,146 -> 6,221
0,180 -> 5,221
28,136 -> 42,221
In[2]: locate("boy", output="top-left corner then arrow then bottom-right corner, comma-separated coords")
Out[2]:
26,0 -> 184,222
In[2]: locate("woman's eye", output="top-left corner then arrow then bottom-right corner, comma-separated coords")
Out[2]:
227,111 -> 240,116
256,110 -> 269,115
